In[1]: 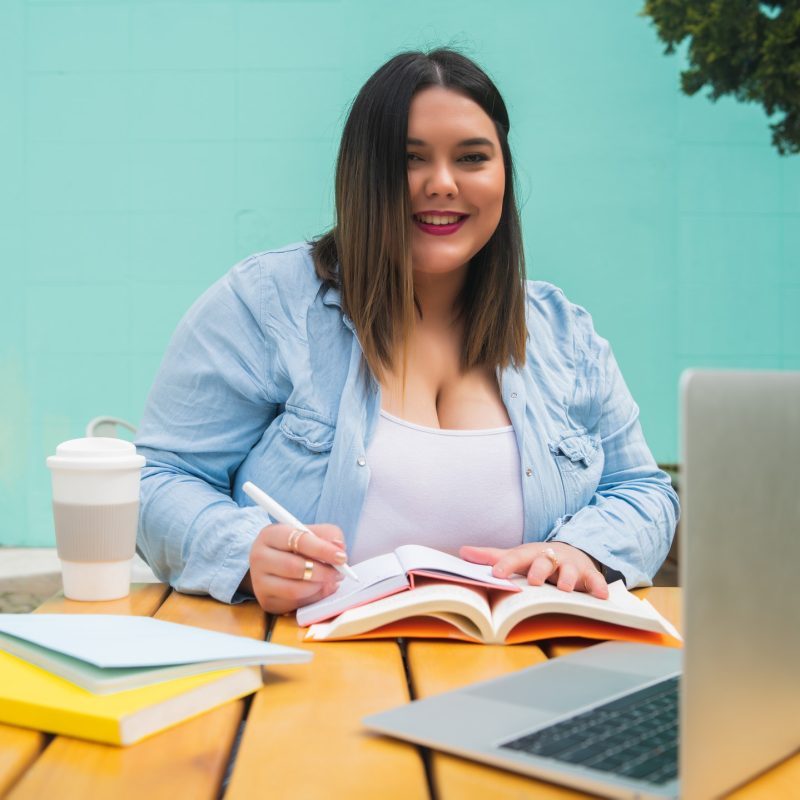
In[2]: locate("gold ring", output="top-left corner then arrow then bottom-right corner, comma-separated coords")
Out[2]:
302,560 -> 314,582
541,547 -> 559,570
288,528 -> 310,553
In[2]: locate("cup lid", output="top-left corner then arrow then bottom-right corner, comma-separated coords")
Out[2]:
46,437 -> 146,471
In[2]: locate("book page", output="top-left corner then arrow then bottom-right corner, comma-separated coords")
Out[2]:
393,544 -> 518,590
295,552 -> 409,627
305,582 -> 495,641
0,614 -> 310,668
490,580 -> 682,642
0,631 -> 305,695
423,612 -> 486,641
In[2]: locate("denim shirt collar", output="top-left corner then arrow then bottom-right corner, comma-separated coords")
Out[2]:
321,281 -> 357,334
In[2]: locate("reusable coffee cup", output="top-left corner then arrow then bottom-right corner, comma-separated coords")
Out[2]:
46,437 -> 145,601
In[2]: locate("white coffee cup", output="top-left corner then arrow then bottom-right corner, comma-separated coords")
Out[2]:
46,437 -> 145,601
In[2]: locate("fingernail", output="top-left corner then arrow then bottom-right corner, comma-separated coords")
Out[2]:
332,540 -> 346,548
334,550 -> 348,564
493,567 -> 505,577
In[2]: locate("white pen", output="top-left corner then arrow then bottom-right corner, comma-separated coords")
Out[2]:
242,480 -> 359,582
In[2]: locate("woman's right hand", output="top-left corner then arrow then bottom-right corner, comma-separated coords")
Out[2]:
244,523 -> 348,614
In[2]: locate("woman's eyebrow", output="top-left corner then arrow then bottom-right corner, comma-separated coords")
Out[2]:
406,137 -> 495,150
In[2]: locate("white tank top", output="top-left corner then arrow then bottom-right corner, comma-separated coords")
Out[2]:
350,410 -> 525,563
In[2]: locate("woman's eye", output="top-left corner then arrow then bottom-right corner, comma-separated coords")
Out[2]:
406,153 -> 489,163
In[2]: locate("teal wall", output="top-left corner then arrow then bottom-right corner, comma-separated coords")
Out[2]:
1,1 -> 797,546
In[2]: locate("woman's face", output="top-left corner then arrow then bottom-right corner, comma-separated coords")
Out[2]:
406,86 -> 505,277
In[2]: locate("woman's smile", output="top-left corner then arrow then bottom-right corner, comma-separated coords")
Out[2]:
413,211 -> 470,236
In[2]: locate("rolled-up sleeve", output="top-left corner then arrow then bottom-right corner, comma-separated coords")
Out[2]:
547,306 -> 680,587
135,256 -> 278,603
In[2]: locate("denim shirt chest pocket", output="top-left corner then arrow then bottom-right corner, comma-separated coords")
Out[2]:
548,430 -> 604,514
279,405 -> 336,453
264,406 -> 337,523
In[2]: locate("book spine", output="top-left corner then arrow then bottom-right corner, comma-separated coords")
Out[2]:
1,698 -> 122,744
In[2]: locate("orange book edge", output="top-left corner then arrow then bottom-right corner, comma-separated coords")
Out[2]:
306,613 -> 683,648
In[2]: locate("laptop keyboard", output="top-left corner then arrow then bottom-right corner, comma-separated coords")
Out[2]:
501,676 -> 679,786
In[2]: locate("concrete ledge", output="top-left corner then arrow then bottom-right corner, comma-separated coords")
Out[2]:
0,548 -> 158,613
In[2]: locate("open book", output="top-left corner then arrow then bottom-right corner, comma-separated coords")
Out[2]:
301,554 -> 681,646
296,544 -> 519,627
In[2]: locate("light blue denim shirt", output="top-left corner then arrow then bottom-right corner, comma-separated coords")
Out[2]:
135,242 -> 679,603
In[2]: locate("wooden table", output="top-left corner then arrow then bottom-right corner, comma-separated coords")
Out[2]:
1,586 -> 798,799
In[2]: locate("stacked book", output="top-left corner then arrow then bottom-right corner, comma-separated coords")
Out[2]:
0,613 -> 311,745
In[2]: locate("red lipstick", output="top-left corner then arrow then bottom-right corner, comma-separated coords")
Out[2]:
413,212 -> 469,237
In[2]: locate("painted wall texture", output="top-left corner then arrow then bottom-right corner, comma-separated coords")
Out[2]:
1,0 -> 798,545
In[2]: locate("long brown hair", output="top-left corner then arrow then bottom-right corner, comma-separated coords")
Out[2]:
311,48 -> 527,379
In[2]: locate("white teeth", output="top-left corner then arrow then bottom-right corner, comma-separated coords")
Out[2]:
415,214 -> 463,225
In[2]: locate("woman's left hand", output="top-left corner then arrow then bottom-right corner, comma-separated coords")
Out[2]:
460,542 -> 609,600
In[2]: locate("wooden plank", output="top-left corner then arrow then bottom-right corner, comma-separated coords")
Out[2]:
0,728 -> 45,798
33,582 -> 171,616
224,618 -> 429,800
7,592 -> 267,800
154,589 -> 266,638
548,587 -> 681,659
728,750 -> 800,799
407,640 -> 547,698
428,757 -> 591,800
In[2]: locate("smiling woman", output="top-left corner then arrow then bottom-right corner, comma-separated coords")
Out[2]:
313,52 -> 525,386
134,48 -> 679,616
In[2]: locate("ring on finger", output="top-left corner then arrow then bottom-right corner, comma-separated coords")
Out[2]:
287,528 -> 310,553
541,547 -> 559,570
301,560 -> 314,582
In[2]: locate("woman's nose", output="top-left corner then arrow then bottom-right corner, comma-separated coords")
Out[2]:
424,161 -> 458,198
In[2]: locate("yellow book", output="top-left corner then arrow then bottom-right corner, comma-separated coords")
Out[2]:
0,650 -> 262,746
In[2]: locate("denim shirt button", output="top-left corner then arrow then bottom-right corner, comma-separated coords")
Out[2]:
510,392 -> 518,399
357,456 -> 366,467
525,467 -> 533,477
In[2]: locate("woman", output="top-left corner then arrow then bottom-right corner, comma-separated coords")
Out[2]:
135,49 -> 679,615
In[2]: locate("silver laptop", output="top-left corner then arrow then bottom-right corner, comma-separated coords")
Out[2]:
364,370 -> 800,799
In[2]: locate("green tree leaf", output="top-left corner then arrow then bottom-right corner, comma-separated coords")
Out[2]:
641,0 -> 800,154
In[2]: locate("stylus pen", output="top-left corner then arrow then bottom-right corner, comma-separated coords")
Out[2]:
242,480 -> 360,582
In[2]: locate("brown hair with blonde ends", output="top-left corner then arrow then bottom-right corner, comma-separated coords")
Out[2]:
311,48 -> 527,379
